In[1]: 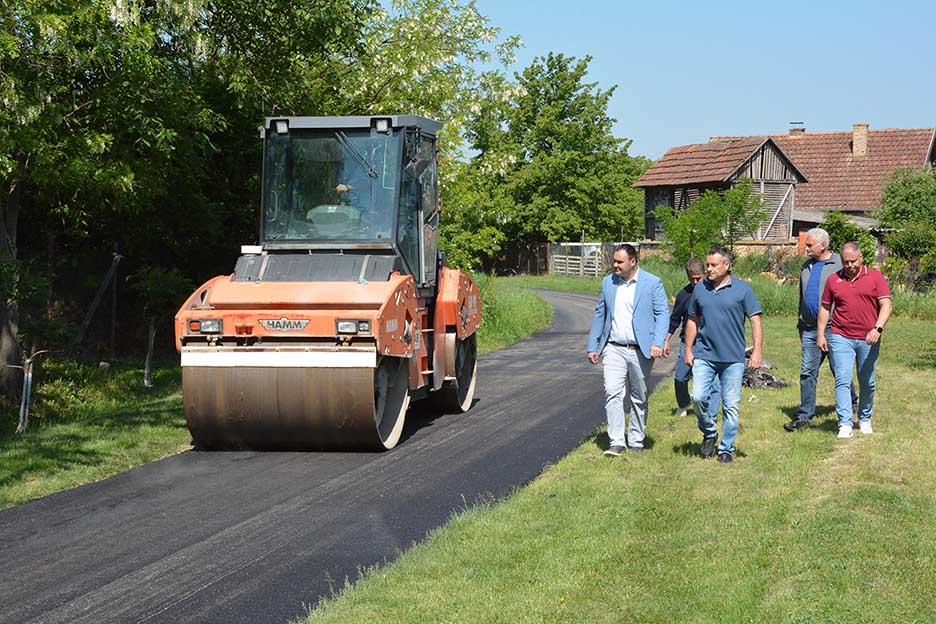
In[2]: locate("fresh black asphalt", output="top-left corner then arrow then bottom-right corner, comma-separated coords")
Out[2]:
0,290 -> 677,624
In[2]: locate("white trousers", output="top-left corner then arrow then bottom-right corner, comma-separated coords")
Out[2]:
601,344 -> 654,448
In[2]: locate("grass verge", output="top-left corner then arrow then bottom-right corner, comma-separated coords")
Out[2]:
302,307 -> 936,623
0,276 -> 550,510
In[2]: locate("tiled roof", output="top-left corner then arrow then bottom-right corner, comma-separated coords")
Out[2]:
771,129 -> 935,212
636,127 -> 936,213
633,136 -> 768,187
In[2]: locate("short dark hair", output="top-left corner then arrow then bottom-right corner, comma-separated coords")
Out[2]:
707,245 -> 733,263
686,258 -> 704,274
614,243 -> 639,262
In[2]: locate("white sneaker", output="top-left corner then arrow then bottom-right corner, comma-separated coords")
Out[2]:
859,420 -> 873,435
837,426 -> 854,439
674,407 -> 688,418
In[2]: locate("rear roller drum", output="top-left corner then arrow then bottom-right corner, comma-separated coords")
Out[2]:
431,333 -> 477,413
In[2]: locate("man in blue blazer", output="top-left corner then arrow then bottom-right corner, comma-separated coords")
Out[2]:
587,244 -> 669,455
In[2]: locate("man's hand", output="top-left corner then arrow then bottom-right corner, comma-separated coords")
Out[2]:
684,349 -> 694,368
865,328 -> 882,345
816,333 -> 828,353
587,351 -> 599,365
748,349 -> 763,370
650,345 -> 664,359
662,339 -> 671,358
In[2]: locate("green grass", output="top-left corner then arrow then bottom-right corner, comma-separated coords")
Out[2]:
0,276 -> 550,509
474,273 -> 553,354
0,361 -> 190,509
302,313 -> 936,623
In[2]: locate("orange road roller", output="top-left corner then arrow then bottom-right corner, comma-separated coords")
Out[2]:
175,116 -> 481,450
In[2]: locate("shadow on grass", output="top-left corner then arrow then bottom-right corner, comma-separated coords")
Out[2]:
591,431 -> 656,452
672,440 -> 748,459
0,362 -> 186,503
0,397 -> 186,492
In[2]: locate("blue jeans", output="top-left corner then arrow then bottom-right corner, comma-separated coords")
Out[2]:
692,360 -> 744,455
797,328 -> 856,423
827,333 -> 880,428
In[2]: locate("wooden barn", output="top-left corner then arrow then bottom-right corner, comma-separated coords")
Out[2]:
634,136 -> 807,241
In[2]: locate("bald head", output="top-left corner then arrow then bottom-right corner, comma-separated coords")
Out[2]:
840,241 -> 864,278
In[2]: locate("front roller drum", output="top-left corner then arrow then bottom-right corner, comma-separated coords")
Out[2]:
183,356 -> 410,451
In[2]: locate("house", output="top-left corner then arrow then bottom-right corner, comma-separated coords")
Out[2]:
636,124 -> 936,240
633,137 -> 807,240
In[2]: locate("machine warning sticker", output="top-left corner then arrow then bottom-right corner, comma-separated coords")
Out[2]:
385,319 -> 399,333
259,317 -> 310,331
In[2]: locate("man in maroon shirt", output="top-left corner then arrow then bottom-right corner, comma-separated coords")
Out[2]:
817,242 -> 892,439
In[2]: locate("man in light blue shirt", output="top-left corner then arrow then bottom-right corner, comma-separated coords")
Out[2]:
587,244 -> 669,455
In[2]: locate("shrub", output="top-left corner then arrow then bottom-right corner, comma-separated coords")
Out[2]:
885,222 -> 936,260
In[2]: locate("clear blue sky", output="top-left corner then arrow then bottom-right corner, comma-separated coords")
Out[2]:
473,0 -> 935,160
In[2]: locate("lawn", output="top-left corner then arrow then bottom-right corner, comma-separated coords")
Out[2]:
301,278 -> 936,624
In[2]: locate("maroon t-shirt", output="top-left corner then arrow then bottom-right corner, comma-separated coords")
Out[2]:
821,266 -> 891,339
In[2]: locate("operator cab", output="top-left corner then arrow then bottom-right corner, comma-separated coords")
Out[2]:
244,115 -> 441,289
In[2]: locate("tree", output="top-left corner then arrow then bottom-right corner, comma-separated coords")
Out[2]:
2,0 -> 519,403
653,179 -> 766,264
821,211 -> 876,265
443,53 -> 648,270
878,167 -> 936,227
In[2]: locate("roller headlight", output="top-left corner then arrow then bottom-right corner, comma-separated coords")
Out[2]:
189,318 -> 223,334
336,320 -> 358,334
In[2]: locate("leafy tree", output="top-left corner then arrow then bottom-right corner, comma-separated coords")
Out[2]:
722,178 -> 767,248
821,211 -> 876,265
2,0 -> 519,403
653,178 -> 766,264
653,199 -> 725,264
878,167 -> 936,227
443,53 -> 649,270
884,221 -> 936,260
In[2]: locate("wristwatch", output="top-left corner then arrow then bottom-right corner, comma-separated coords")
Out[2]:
875,326 -> 884,334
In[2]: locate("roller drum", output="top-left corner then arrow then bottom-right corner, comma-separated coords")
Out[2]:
183,356 -> 410,451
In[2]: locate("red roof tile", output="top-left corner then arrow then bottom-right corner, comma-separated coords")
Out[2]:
636,128 -> 936,214
771,129 -> 935,212
633,137 -> 769,187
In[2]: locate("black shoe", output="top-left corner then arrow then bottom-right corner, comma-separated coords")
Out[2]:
701,436 -> 717,458
717,452 -> 733,463
628,446 -> 644,454
604,445 -> 625,457
783,419 -> 814,432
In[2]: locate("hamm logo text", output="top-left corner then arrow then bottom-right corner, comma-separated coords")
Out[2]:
258,318 -> 310,331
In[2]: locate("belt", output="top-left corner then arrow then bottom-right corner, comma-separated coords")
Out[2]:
608,341 -> 639,349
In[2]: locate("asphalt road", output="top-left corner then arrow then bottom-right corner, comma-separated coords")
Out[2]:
0,290 -> 676,624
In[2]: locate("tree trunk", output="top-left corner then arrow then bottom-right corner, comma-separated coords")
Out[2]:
0,156 -> 23,401
143,317 -> 156,388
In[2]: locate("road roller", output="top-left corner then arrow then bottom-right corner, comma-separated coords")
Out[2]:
174,115 -> 481,450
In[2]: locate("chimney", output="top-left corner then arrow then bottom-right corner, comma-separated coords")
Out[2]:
853,123 -> 869,159
789,121 -> 805,136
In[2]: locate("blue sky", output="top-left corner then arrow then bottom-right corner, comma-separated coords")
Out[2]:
473,0 -> 935,159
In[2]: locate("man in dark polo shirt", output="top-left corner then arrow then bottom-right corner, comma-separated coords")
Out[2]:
817,242 -> 892,439
663,258 -> 708,417
684,246 -> 763,463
